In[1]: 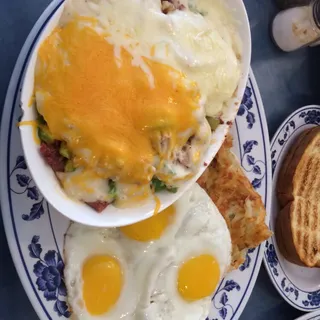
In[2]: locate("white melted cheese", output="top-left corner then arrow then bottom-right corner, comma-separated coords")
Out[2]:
62,0 -> 241,117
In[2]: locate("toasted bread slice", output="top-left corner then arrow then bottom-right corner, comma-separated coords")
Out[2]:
277,127 -> 320,208
276,127 -> 320,267
276,197 -> 320,267
198,135 -> 272,269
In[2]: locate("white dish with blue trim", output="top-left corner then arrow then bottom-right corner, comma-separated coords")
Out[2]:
0,1 -> 270,319
264,105 -> 320,312
296,310 -> 320,320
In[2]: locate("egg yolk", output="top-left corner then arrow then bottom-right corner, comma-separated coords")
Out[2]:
177,254 -> 220,301
120,204 -> 176,241
82,255 -> 123,315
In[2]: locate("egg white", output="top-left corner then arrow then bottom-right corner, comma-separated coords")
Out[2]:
64,195 -> 187,320
64,184 -> 231,320
134,184 -> 232,320
64,224 -> 137,319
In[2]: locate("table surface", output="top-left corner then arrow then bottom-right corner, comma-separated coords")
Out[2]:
1,1 -> 319,319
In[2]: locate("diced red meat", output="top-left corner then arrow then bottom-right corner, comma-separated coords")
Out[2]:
161,0 -> 185,13
40,141 -> 65,172
86,201 -> 109,213
176,136 -> 193,168
176,144 -> 191,168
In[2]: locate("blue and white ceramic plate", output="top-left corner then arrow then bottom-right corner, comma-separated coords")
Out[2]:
296,310 -> 320,320
0,1 -> 271,319
295,310 -> 320,320
264,105 -> 320,312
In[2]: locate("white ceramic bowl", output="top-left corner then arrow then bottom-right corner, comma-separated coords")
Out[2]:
19,0 -> 251,227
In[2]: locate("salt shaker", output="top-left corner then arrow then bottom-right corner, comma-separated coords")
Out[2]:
272,0 -> 320,51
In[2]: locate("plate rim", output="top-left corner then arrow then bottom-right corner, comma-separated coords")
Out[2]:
0,1 -> 271,319
295,309 -> 320,320
263,105 -> 320,312
0,1 -> 64,319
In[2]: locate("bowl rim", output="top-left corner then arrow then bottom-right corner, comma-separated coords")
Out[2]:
19,0 -> 251,227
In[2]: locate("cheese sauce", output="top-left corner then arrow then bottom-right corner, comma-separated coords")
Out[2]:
18,120 -> 40,145
34,0 -> 241,205
36,18 -> 201,184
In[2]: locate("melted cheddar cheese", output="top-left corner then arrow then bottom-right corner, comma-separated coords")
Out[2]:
18,120 -> 40,145
35,18 -> 201,186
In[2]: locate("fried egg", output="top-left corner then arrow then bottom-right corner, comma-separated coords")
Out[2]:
134,184 -> 231,319
64,184 -> 231,319
64,225 -> 138,319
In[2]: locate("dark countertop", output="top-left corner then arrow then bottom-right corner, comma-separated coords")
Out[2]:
1,0 -> 319,319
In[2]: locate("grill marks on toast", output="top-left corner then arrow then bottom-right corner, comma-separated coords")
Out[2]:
277,130 -> 310,207
276,127 -> 320,267
292,198 -> 320,267
295,156 -> 319,199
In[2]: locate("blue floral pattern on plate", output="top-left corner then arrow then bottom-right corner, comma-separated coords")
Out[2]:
265,241 -> 279,277
0,5 -> 271,317
299,110 -> 320,125
29,236 -> 71,318
237,86 -> 255,129
210,280 -> 241,320
240,139 -> 265,189
10,155 -> 44,221
239,248 -> 256,272
264,105 -> 320,312
303,292 -> 320,307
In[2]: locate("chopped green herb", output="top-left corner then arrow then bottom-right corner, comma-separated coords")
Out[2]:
151,177 -> 167,192
38,126 -> 54,144
37,114 -> 47,125
206,116 -> 220,131
151,177 -> 178,193
65,160 -> 75,172
108,180 -> 117,198
59,141 -> 71,159
166,186 -> 178,193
